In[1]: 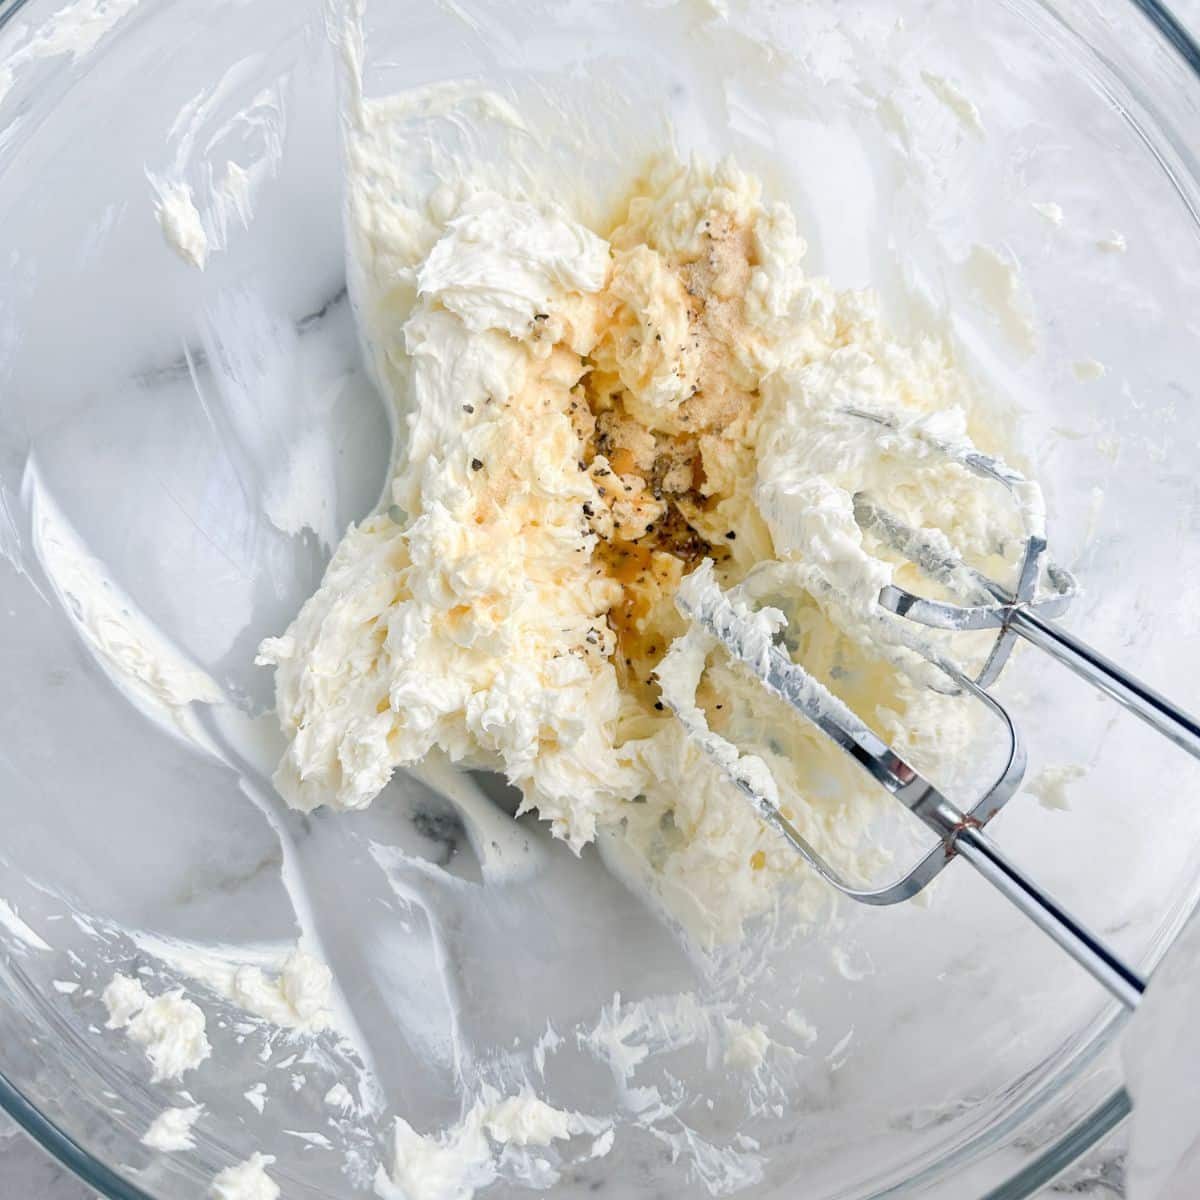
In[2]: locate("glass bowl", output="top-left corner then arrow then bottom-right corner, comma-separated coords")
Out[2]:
2,0 -> 1200,1197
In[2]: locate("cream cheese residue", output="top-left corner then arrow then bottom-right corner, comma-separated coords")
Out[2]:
722,1019 -> 770,1070
920,71 -> 984,137
210,1153 -> 280,1200
962,244 -> 1037,356
1024,763 -> 1087,812
784,1009 -> 818,1048
102,974 -> 212,1082
142,1104 -> 204,1152
1071,359 -> 1107,383
203,948 -> 333,1032
134,937 -> 334,1033
154,181 -> 209,269
146,53 -> 286,270
0,0 -> 141,108
374,1086 -> 608,1200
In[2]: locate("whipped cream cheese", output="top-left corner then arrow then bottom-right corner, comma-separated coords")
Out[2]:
228,949 -> 333,1032
154,180 -> 209,269
102,974 -> 212,1082
374,1086 -> 607,1200
134,940 -> 335,1033
261,149 -> 1024,944
210,1152 -> 280,1200
142,1104 -> 203,1152
258,192 -> 632,847
1023,763 -> 1087,812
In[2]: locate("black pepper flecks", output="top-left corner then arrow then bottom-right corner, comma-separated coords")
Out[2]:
725,530 -> 737,540
471,458 -> 484,472
463,404 -> 475,414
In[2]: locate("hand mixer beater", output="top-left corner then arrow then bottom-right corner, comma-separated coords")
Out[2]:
666,407 -> 1200,1012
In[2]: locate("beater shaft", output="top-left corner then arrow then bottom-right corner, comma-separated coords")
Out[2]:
953,825 -> 1145,1010
1009,606 -> 1200,761
674,568 -> 1148,1009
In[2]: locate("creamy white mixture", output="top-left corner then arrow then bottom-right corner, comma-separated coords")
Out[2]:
102,974 -> 212,1082
260,151 -> 1017,944
216,949 -> 333,1032
376,1087 -> 609,1200
154,181 -> 209,269
209,1152 -> 280,1200
131,937 -> 335,1033
1023,763 -> 1088,812
142,1104 -> 203,1152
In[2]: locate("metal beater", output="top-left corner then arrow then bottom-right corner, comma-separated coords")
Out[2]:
669,408 -> 1200,1011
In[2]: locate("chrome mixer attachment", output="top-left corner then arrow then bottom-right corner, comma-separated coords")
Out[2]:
669,409 -> 1200,1011
846,406 -> 1200,757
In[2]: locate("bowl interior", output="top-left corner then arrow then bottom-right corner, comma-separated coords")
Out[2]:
2,1 -> 1200,1197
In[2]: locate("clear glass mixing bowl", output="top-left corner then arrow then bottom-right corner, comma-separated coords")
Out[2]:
3,0 -> 1200,1196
